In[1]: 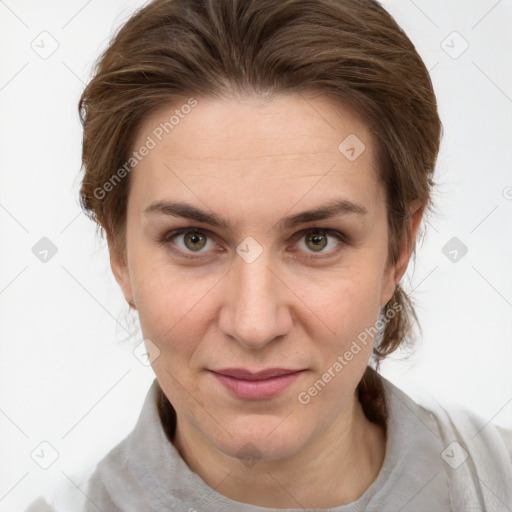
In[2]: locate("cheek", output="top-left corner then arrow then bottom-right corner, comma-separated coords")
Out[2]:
130,257 -> 220,353
304,273 -> 383,390
129,225 -> 385,351
296,279 -> 381,409
308,264 -> 384,331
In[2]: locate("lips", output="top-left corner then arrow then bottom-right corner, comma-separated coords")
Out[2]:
212,368 -> 302,380
209,368 -> 305,399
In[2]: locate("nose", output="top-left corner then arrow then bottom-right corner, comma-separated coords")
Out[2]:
218,250 -> 293,350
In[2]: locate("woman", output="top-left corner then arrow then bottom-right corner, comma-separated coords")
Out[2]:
27,0 -> 512,510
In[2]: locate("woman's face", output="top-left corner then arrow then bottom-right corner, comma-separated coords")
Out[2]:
111,92 -> 410,462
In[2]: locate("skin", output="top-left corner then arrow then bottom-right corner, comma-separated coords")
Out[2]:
109,91 -> 423,508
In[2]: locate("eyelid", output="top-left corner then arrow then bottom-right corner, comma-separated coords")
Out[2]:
159,227 -> 219,260
293,227 -> 348,244
159,226 -> 348,259
288,227 -> 347,260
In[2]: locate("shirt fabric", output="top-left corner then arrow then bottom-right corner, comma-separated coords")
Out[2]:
26,375 -> 512,512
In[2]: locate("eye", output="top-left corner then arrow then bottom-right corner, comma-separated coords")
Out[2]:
292,228 -> 346,258
159,228 -> 218,259
159,226 -> 347,260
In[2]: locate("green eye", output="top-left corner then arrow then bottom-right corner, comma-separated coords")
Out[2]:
160,226 -> 347,261
183,231 -> 208,251
304,232 -> 329,252
296,228 -> 345,256
161,228 -> 215,258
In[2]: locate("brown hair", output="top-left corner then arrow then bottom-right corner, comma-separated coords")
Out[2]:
78,0 -> 442,429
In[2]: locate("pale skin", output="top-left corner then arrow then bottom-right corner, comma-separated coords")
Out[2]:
110,91 -> 423,508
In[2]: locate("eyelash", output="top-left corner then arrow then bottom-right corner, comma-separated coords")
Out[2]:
158,227 -> 348,261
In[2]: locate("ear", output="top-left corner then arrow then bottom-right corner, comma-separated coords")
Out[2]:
380,200 -> 424,306
107,234 -> 136,309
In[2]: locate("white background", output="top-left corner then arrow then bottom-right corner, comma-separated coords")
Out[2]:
0,0 -> 511,510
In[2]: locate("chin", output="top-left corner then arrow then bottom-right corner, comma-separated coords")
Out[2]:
207,414 -> 315,464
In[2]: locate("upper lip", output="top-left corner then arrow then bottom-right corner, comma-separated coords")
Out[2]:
210,368 -> 304,380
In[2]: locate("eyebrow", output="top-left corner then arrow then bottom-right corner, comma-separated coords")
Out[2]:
143,198 -> 367,231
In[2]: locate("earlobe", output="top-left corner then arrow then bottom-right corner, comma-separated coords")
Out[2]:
393,201 -> 424,285
107,237 -> 136,309
380,201 -> 424,306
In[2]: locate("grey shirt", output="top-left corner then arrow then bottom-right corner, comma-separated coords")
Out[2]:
28,376 -> 512,511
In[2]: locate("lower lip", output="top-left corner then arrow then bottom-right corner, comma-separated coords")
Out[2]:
211,371 -> 303,400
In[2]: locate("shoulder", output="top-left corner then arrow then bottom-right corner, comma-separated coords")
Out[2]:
418,393 -> 512,463
24,381 -> 161,512
382,375 -> 512,506
381,375 -> 512,461
24,468 -> 92,512
381,376 -> 512,508
24,440 -> 132,512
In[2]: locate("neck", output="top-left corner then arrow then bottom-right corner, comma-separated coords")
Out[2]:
173,392 -> 386,508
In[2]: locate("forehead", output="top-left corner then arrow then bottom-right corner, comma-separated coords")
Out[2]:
128,92 -> 382,219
